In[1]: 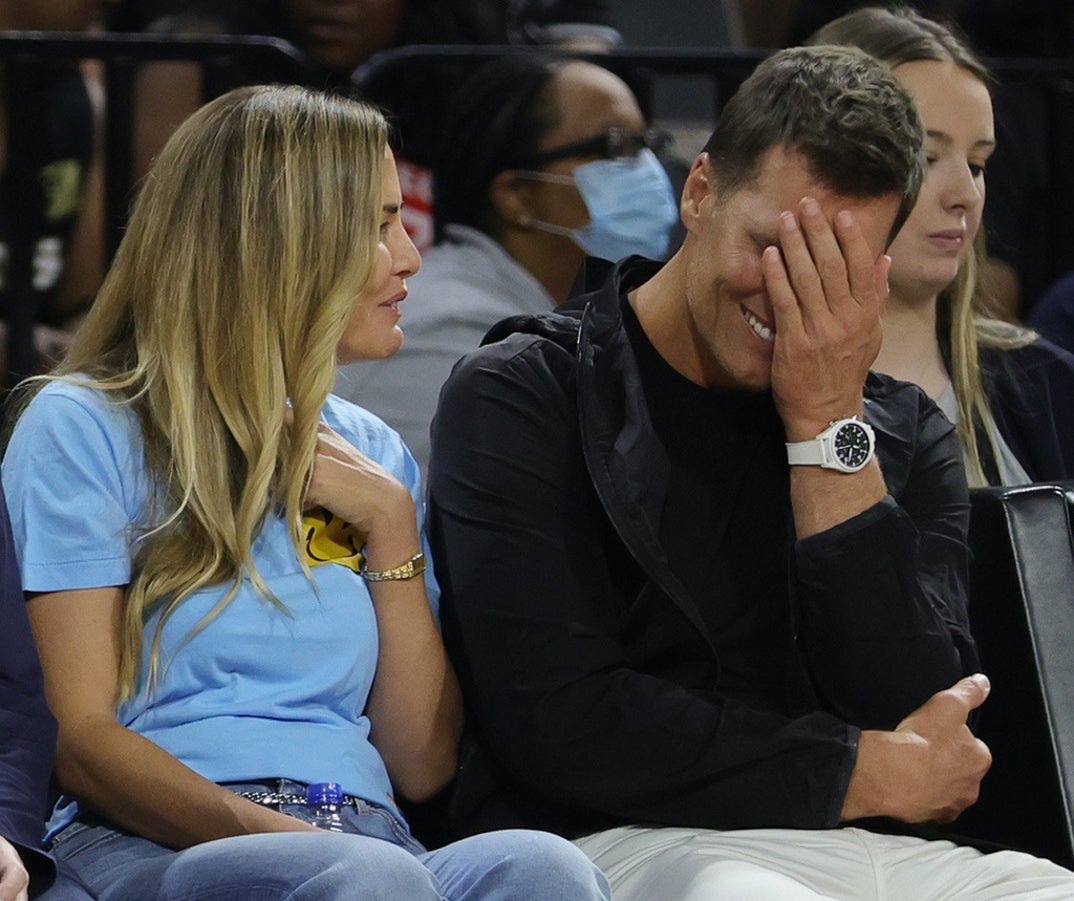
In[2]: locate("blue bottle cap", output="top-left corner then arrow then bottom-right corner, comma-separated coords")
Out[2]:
305,782 -> 344,806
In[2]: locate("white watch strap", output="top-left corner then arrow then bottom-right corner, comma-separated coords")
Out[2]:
786,438 -> 827,466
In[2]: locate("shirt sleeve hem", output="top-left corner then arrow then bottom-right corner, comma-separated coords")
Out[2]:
796,496 -> 897,558
22,558 -> 129,593
826,725 -> 861,827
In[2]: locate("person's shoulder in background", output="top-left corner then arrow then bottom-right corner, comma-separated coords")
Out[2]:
1028,271 -> 1074,357
0,484 -> 58,897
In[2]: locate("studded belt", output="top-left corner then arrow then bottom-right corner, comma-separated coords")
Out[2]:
237,790 -> 362,809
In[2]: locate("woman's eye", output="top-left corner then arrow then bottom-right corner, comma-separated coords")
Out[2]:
969,163 -> 986,179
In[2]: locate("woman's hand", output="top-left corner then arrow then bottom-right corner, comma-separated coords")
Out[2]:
304,424 -> 419,567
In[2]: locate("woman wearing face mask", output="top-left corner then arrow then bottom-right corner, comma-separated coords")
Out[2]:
811,5 -> 1074,486
334,52 -> 678,476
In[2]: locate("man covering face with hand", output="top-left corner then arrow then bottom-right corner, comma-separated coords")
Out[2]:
427,44 -> 1074,898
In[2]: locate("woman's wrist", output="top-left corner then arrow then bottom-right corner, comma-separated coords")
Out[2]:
361,520 -> 422,572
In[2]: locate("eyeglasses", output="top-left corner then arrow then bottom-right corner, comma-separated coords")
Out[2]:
521,127 -> 671,168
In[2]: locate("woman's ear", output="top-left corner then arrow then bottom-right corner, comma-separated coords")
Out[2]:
489,170 -> 537,227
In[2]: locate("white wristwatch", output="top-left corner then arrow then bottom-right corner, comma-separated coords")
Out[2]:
786,416 -> 876,473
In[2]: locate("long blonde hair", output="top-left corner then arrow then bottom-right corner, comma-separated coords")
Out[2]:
812,5 -> 1036,486
940,229 -> 1034,484
39,84 -> 388,698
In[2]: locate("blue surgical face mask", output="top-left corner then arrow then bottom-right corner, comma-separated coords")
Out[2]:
519,149 -> 679,261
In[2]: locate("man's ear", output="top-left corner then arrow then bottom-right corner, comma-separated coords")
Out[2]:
681,152 -> 716,232
489,170 -> 536,227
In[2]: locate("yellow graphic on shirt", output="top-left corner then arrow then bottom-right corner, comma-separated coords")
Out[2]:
40,159 -> 84,222
302,508 -> 365,574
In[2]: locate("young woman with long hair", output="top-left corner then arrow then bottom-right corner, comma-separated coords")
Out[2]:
812,5 -> 1074,485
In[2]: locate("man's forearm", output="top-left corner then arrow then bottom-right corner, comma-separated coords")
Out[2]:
795,496 -> 974,730
789,454 -> 888,538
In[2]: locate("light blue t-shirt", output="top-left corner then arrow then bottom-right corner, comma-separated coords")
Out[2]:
1,380 -> 439,839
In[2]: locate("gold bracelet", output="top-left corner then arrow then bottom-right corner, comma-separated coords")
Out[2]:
361,551 -> 427,582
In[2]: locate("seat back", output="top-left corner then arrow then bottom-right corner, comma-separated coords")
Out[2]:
954,483 -> 1074,866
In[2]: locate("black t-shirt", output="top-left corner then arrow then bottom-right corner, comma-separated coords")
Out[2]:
620,296 -> 800,712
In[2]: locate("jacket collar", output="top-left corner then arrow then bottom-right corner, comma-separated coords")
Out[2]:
572,258 -> 717,649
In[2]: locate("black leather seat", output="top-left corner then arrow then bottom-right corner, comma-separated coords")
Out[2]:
952,483 -> 1074,867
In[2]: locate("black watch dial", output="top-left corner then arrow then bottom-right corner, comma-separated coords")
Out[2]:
833,422 -> 872,469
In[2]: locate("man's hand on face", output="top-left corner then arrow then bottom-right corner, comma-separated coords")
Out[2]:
841,674 -> 993,824
762,196 -> 891,442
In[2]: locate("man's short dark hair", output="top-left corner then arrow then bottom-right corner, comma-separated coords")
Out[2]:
703,45 -> 925,243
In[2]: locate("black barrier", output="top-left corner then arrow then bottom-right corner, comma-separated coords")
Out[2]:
354,43 -> 770,132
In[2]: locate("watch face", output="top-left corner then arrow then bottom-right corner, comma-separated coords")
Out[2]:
833,422 -> 872,469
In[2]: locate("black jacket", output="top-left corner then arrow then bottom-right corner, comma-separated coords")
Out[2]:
980,338 -> 1074,482
429,257 -> 978,839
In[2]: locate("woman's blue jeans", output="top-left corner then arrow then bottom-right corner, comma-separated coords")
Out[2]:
43,779 -> 610,900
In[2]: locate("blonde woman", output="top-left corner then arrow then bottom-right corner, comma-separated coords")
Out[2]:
812,5 -> 1074,486
1,85 -> 609,901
